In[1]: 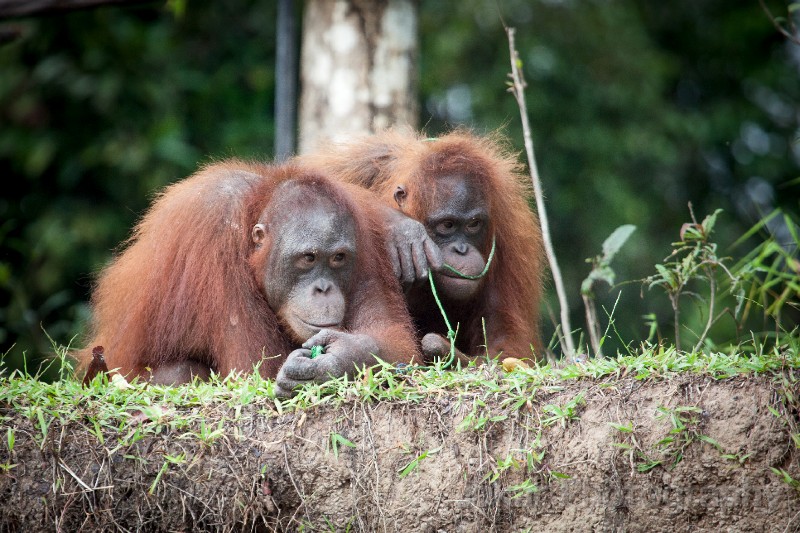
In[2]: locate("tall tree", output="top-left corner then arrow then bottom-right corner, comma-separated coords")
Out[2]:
298,0 -> 418,153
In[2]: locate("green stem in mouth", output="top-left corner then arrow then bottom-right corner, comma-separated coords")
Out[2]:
439,234 -> 496,280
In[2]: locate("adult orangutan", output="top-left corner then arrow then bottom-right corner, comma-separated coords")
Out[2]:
76,160 -> 420,395
301,129 -> 545,363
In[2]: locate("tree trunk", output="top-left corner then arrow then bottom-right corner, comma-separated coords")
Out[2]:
297,0 -> 418,154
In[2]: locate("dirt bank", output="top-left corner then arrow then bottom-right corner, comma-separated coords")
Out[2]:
1,372 -> 798,532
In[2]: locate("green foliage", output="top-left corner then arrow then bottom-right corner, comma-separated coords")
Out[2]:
582,225 -> 638,296
645,207 -> 739,351
770,467 -> 800,491
541,392 -> 585,427
639,207 -> 799,355
1,0 -> 799,374
0,1 -> 279,376
397,446 -> 441,478
422,0 -> 800,354
581,225 -> 637,357
0,339 -> 797,497
310,345 -> 324,359
2,340 -> 794,436
330,432 -> 356,458
150,452 -> 186,495
732,209 -> 800,328
506,479 -> 539,498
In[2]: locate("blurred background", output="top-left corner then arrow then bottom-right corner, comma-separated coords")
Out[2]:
1,0 -> 798,377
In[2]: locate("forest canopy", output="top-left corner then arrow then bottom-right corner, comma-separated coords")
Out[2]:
0,0 -> 798,376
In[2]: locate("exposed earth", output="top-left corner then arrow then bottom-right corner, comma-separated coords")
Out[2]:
1,372 -> 799,532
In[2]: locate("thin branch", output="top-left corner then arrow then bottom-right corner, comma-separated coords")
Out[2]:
671,293 -> 682,352
505,26 -> 576,357
0,0 -> 157,19
582,294 -> 604,358
758,0 -> 800,46
692,267 -> 717,353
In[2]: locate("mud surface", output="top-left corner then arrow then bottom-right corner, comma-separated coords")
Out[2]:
1,374 -> 799,532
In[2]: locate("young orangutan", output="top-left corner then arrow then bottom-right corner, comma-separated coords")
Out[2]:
300,129 -> 546,364
77,160 -> 420,395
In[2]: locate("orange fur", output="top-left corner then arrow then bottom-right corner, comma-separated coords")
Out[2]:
303,128 -> 546,360
76,160 -> 419,381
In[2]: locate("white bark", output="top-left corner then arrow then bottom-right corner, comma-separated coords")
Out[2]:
298,0 -> 418,154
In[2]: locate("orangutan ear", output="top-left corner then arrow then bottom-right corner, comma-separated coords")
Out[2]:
251,223 -> 267,245
393,185 -> 408,209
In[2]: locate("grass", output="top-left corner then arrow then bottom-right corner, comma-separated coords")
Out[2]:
1,338 -> 798,451
1,339 -> 798,531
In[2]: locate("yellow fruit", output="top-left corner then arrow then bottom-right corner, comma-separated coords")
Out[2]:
502,357 -> 530,372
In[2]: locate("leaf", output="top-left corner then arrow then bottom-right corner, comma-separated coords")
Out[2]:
637,461 -> 661,472
697,434 -> 723,450
654,264 -> 676,288
701,209 -> 724,236
398,447 -> 441,479
506,479 -> 538,497
583,225 -> 637,294
331,433 -> 356,458
602,225 -> 637,260
36,409 -> 48,441
310,345 -> 324,359
593,265 -> 616,287
730,209 -> 781,249
609,422 -> 633,433
136,405 -> 165,422
680,223 -> 702,242
398,457 -> 420,478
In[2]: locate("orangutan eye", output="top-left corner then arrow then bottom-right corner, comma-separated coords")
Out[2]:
296,252 -> 316,269
466,219 -> 483,233
436,220 -> 456,235
330,252 -> 347,267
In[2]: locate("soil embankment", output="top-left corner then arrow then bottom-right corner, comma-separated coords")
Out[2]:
1,373 -> 799,531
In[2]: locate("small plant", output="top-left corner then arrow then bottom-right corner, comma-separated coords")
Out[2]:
329,432 -> 356,459
608,421 -> 634,434
770,467 -> 800,491
34,408 -> 50,449
0,427 -> 16,472
195,419 -> 225,446
485,452 -> 522,483
721,451 -> 753,465
645,206 -> 738,352
609,421 -> 663,473
654,404 -> 706,467
397,446 -> 441,479
149,452 -> 186,495
582,224 -> 637,358
506,479 -> 539,498
731,208 -> 800,338
541,392 -> 585,427
458,397 -> 504,432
